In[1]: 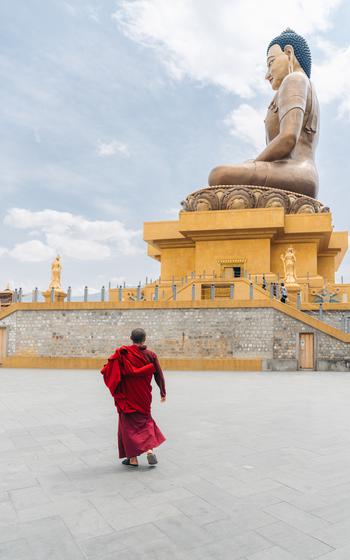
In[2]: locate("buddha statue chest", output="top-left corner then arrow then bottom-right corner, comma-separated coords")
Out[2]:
265,95 -> 280,143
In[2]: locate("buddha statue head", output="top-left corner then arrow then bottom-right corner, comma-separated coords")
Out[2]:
266,28 -> 312,90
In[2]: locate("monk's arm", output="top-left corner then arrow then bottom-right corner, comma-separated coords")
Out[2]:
153,356 -> 166,398
122,357 -> 155,377
255,107 -> 304,162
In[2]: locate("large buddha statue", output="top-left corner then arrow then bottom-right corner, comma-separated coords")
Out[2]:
208,29 -> 319,199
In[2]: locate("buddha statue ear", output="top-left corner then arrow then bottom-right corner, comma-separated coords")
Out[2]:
284,44 -> 295,74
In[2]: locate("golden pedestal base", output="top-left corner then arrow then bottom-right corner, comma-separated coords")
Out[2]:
142,206 -> 349,304
42,289 -> 67,303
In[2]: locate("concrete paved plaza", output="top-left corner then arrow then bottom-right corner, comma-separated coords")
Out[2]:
1,370 -> 350,559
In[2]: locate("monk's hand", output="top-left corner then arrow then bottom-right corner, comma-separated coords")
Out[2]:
161,396 -> 166,403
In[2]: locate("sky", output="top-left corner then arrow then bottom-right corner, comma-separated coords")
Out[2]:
1,0 -> 350,295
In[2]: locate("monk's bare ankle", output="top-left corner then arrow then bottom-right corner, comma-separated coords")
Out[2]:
130,457 -> 138,465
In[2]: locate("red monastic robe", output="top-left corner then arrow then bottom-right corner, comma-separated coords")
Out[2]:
101,344 -> 166,458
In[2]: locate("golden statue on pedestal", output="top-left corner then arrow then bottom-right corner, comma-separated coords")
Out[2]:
49,255 -> 62,290
281,247 -> 297,285
182,29 -> 327,214
43,255 -> 66,303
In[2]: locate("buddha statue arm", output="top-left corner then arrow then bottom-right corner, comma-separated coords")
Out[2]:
255,108 -> 304,162
255,72 -> 308,163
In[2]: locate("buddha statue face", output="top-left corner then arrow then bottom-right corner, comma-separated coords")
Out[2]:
266,44 -> 296,90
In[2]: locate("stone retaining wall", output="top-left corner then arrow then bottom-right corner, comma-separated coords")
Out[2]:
305,310 -> 350,332
1,307 -> 350,370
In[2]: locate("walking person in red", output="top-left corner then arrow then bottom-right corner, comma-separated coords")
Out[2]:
101,328 -> 166,467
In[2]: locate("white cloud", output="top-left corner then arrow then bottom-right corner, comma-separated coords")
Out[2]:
313,40 -> 350,117
97,140 -> 130,157
4,208 -> 142,261
113,0 -> 343,98
225,104 -> 266,152
10,240 -> 55,263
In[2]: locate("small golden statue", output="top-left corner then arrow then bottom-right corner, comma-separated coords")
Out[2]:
49,255 -> 62,290
281,247 -> 298,285
43,255 -> 67,303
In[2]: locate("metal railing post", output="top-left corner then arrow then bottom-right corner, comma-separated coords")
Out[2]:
67,286 -> 72,302
33,287 -> 38,302
154,285 -> 159,301
118,285 -> 123,302
270,283 -> 274,299
319,302 -> 323,319
249,282 -> 253,300
50,288 -> 55,303
230,283 -> 234,300
191,284 -> 196,301
296,292 -> 301,310
137,284 -> 141,301
210,284 -> 215,300
101,286 -> 105,302
84,286 -> 88,302
172,284 -> 177,301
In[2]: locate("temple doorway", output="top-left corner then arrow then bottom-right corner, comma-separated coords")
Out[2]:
299,333 -> 314,369
223,266 -> 242,279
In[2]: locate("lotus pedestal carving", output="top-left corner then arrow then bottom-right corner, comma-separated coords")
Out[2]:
181,185 -> 329,214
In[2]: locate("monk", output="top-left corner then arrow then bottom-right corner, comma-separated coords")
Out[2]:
209,29 -> 319,198
101,328 -> 166,467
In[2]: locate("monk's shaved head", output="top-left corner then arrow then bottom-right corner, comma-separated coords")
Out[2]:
130,328 -> 146,344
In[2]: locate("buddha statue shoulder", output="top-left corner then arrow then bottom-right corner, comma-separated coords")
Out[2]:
208,29 -> 319,199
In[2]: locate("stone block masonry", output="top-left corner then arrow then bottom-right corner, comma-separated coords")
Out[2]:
306,310 -> 350,332
0,308 -> 273,359
1,306 -> 350,370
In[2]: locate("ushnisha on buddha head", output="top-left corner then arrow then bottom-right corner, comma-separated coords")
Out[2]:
265,28 -> 312,90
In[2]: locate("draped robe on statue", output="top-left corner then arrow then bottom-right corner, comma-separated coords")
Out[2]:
101,344 -> 166,458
